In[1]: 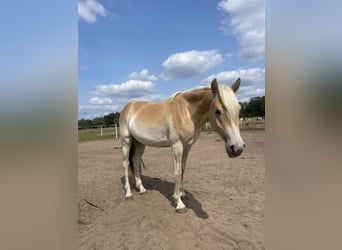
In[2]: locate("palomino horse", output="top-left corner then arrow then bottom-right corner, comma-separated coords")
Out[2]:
119,78 -> 245,213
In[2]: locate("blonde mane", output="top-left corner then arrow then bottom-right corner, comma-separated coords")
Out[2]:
168,86 -> 210,100
169,84 -> 240,116
217,84 -> 240,116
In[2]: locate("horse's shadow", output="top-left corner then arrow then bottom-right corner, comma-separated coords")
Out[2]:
121,176 -> 209,219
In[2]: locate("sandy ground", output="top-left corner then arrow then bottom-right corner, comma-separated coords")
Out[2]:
78,130 -> 265,250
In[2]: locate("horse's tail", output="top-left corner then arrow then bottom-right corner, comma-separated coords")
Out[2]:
128,138 -> 145,180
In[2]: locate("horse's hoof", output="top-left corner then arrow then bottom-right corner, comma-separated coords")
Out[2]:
139,190 -> 147,195
176,207 -> 187,213
124,196 -> 133,200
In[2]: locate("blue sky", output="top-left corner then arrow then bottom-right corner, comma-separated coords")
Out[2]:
78,0 -> 265,119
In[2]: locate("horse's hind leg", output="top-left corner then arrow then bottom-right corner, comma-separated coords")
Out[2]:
122,136 -> 133,199
132,140 -> 146,194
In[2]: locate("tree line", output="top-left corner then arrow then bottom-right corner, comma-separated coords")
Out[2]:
78,112 -> 120,129
239,96 -> 265,118
78,96 -> 265,129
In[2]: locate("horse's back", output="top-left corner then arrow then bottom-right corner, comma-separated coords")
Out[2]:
121,100 -> 169,122
120,100 -> 172,146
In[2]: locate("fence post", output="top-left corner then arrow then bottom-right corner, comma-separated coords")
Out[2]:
101,126 -> 103,136
115,124 -> 118,138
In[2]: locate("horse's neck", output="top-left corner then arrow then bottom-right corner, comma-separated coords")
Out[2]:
182,88 -> 212,129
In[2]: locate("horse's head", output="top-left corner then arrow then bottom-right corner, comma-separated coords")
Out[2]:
209,78 -> 245,158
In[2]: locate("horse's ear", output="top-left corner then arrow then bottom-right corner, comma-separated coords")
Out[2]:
211,78 -> 218,94
231,78 -> 241,92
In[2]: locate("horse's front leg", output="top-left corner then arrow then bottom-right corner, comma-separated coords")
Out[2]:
180,146 -> 190,197
172,142 -> 187,213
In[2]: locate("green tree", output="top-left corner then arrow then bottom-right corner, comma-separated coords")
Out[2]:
239,102 -> 249,117
240,96 -> 265,117
104,112 -> 120,127
92,117 -> 105,127
78,119 -> 92,128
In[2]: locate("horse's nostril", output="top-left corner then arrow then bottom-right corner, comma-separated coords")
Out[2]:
230,145 -> 235,152
243,144 -> 246,148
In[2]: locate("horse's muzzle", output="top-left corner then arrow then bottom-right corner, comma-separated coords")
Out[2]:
225,144 -> 245,158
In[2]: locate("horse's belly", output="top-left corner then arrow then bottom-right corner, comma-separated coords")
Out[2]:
130,126 -> 171,147
145,140 -> 171,147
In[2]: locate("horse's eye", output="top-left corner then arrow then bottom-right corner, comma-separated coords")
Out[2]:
214,108 -> 222,115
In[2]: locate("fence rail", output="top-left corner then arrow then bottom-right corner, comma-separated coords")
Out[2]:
201,119 -> 265,131
78,126 -> 120,142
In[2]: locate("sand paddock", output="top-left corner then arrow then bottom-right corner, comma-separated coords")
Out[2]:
78,130 -> 265,250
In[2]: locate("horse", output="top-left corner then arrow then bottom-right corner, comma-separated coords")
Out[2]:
119,78 -> 245,213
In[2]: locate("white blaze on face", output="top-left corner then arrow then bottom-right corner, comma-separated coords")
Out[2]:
217,84 -> 245,157
229,121 -> 244,146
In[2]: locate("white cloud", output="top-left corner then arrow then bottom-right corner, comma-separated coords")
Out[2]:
236,86 -> 265,102
78,79 -> 157,119
128,69 -> 158,81
79,104 -> 119,111
161,50 -> 223,80
218,0 -> 265,60
131,94 -> 167,102
78,104 -> 120,119
201,67 -> 264,86
78,105 -> 121,119
78,0 -> 107,23
201,67 -> 265,102
95,80 -> 154,98
89,97 -> 113,105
